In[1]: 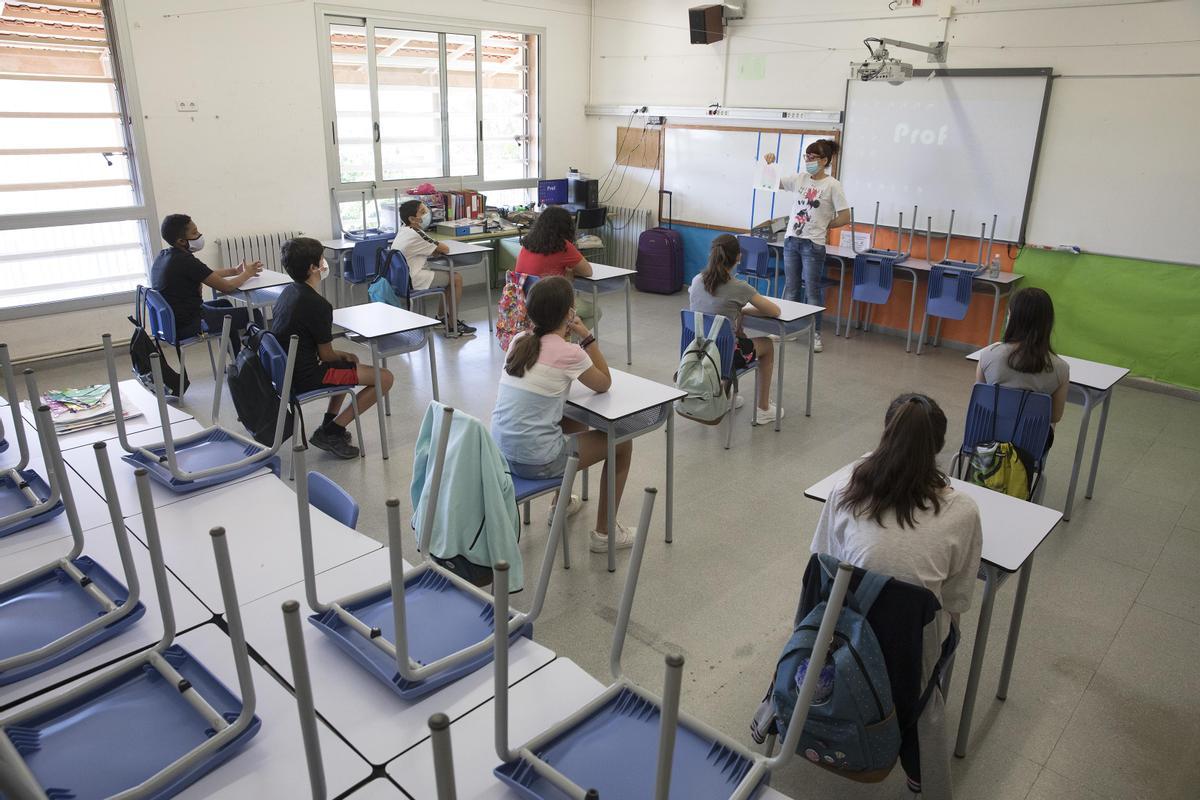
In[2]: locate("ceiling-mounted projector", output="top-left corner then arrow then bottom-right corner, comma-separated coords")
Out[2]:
851,37 -> 947,85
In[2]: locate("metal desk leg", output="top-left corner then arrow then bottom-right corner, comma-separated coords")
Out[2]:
665,409 -> 674,543
625,277 -> 632,366
902,266 -> 918,353
774,319 -> 785,432
370,341 -> 389,460
593,285 -> 601,342
1063,387 -> 1096,521
835,258 -> 846,337
606,423 -> 617,573
955,564 -> 998,758
445,264 -> 460,337
805,318 -> 814,418
1085,389 -> 1113,499
997,560 -> 1033,701
985,283 -> 1002,344
426,331 -> 440,402
484,255 -> 494,332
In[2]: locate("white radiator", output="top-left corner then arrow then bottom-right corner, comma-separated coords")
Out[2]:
599,206 -> 651,268
218,231 -> 302,270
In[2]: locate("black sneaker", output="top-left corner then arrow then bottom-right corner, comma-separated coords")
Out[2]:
456,319 -> 477,335
310,426 -> 359,459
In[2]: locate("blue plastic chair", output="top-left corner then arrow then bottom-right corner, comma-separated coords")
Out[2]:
341,235 -> 392,305
735,235 -> 773,296
917,264 -> 980,355
258,331 -> 365,458
957,382 -> 1053,499
845,255 -> 896,340
307,471 -> 359,528
380,248 -> 445,314
140,286 -> 218,395
679,310 -> 758,449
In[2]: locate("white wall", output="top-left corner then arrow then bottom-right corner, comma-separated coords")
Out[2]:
2,0 -> 591,360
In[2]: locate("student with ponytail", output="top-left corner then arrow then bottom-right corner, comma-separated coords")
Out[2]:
688,234 -> 783,425
810,393 -> 982,799
491,276 -> 636,552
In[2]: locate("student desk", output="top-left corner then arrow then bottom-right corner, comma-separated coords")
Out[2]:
563,370 -> 685,573
429,239 -> 495,336
321,238 -> 359,307
238,549 -> 558,766
0,527 -> 212,710
742,298 -> 823,430
805,465 -> 1063,758
19,379 -> 194,452
123,473 -> 380,613
966,349 -> 1129,521
214,268 -> 293,317
765,238 -> 851,336
574,263 -> 636,366
333,302 -> 442,461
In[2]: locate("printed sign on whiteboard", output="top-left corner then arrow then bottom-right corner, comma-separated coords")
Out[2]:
753,159 -> 779,192
839,230 -> 871,251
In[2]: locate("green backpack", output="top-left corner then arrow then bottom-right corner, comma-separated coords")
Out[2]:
965,388 -> 1037,500
674,312 -> 730,425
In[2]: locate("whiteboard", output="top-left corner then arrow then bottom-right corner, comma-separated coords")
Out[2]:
841,73 -> 1051,243
663,126 -> 836,230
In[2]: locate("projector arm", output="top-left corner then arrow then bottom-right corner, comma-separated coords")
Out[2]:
865,37 -> 948,64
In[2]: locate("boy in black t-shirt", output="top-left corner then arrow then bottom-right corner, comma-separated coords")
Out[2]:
271,237 -> 394,459
149,213 -> 263,352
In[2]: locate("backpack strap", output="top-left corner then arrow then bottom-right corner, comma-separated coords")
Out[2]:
704,313 -> 727,343
692,311 -> 707,345
851,570 -> 890,616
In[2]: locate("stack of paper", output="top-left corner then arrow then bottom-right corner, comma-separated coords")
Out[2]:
37,385 -> 143,434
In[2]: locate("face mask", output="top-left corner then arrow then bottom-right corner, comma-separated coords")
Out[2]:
187,234 -> 205,252
804,160 -> 821,176
318,259 -> 329,280
419,210 -> 432,229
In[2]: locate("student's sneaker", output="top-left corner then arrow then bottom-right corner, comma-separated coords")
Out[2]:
733,394 -> 746,409
590,522 -> 635,553
310,426 -> 360,459
813,333 -> 824,353
456,319 -> 477,335
547,494 -> 584,527
754,403 -> 784,426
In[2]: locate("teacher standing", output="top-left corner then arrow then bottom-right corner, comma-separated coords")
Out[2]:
764,139 -> 849,353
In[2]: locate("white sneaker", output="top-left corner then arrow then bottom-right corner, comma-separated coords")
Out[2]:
547,494 -> 583,527
813,334 -> 824,353
590,522 -> 635,553
733,394 -> 746,409
755,403 -> 784,426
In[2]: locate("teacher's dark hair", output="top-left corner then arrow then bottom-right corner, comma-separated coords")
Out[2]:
522,205 -> 576,255
505,276 -> 576,378
839,393 -> 948,529
1003,287 -> 1056,374
805,139 -> 840,164
701,234 -> 740,294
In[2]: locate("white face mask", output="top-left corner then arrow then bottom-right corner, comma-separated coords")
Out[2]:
419,210 -> 432,229
318,258 -> 329,280
187,234 -> 206,252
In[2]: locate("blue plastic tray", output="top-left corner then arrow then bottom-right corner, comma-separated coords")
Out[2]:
0,469 -> 64,539
495,687 -> 766,799
4,644 -> 261,800
0,555 -> 146,686
0,437 -> 8,454
309,568 -> 532,700
121,429 -> 271,493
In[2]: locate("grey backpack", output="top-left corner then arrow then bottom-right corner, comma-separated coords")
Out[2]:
674,312 -> 730,425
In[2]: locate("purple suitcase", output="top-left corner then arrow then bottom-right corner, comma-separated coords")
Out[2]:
635,191 -> 684,294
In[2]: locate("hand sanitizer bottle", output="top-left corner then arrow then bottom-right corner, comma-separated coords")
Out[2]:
990,254 -> 1002,278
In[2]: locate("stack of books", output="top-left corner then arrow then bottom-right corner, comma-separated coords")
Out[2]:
37,385 -> 143,435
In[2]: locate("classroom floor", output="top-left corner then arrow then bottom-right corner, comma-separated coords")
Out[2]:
32,285 -> 1199,799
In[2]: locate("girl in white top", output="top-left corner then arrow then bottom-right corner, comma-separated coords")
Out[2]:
811,393 -> 982,800
763,139 -> 849,353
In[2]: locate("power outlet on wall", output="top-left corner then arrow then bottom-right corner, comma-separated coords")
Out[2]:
175,100 -> 198,113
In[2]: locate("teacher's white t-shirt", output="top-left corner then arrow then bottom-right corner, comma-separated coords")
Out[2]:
779,173 -> 848,247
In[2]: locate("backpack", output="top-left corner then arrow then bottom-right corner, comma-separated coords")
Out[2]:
128,288 -> 188,398
673,312 -> 730,425
771,557 -> 901,781
965,386 -> 1036,500
496,271 -> 535,352
227,327 -> 293,447
368,273 -> 404,308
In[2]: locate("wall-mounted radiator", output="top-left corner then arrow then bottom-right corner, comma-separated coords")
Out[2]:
599,207 -> 651,268
218,231 -> 302,270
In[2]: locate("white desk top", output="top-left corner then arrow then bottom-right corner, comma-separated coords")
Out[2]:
438,239 -> 492,256
745,298 -> 824,323
334,303 -> 440,339
61,420 -> 269,518
386,658 -> 606,798
805,462 -> 1062,573
565,370 -> 684,422
123,473 -> 380,613
21,380 -> 194,452
227,270 -> 293,293
576,263 -> 635,282
322,238 -> 359,251
0,527 -> 213,708
239,549 -> 558,765
965,348 -> 1129,392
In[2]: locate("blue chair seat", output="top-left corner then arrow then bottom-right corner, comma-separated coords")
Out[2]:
512,474 -> 564,503
294,385 -> 355,405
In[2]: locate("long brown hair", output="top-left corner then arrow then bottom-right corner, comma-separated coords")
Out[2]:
522,206 -> 575,255
504,276 -> 575,377
1002,287 -> 1056,374
839,393 -> 949,529
701,234 -> 740,294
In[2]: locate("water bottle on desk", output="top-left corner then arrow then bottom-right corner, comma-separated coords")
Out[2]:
989,254 -> 1002,278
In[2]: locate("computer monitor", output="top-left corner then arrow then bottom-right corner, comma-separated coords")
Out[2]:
537,179 -> 568,205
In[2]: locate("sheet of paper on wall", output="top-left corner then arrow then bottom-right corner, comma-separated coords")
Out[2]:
753,160 -> 780,192
839,230 -> 872,252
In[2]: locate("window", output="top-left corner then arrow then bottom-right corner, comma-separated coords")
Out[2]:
323,16 -> 540,196
0,0 -> 154,311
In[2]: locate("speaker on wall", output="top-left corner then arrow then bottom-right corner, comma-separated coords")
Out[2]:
689,4 -> 724,45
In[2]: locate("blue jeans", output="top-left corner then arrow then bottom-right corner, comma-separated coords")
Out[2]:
782,237 -> 826,334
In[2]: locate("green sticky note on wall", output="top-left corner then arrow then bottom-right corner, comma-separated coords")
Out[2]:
737,55 -> 765,81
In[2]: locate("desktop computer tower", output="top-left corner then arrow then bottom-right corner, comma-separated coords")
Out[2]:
567,176 -> 599,209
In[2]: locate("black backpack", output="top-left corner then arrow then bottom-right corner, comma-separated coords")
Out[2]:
227,326 -> 293,446
129,287 -> 188,398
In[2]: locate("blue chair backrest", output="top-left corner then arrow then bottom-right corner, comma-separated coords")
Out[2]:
735,235 -> 771,279
348,235 -> 391,282
679,309 -> 736,379
852,254 -> 895,305
961,382 -> 1053,468
926,265 -> 977,322
307,471 -> 359,529
381,249 -> 413,298
257,332 -> 289,395
142,287 -> 179,344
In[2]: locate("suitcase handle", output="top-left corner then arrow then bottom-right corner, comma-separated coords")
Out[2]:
659,189 -> 673,230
